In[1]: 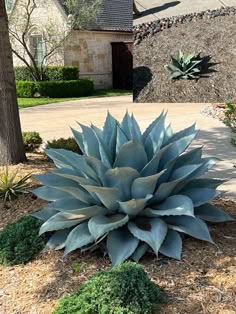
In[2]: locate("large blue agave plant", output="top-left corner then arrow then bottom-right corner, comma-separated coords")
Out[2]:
32,112 -> 234,266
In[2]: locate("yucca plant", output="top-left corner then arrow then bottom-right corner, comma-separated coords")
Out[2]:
0,168 -> 31,203
165,50 -> 204,79
32,112 -> 234,266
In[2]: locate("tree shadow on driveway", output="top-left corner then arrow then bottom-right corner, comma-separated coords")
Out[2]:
134,1 -> 181,19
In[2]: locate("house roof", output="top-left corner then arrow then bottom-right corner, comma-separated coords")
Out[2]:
58,0 -> 133,32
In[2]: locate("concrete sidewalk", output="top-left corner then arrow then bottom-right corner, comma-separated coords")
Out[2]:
20,96 -> 236,199
134,0 -> 236,25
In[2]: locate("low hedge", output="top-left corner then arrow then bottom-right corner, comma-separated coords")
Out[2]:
16,79 -> 94,98
16,81 -> 37,98
15,66 -> 79,81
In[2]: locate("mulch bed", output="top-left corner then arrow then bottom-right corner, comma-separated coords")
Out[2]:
134,14 -> 236,103
0,154 -> 236,314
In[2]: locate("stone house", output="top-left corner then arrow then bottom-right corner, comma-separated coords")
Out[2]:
7,0 -> 133,89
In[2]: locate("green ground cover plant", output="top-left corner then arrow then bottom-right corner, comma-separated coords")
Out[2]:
222,103 -> 236,147
32,112 -> 234,266
53,262 -> 167,314
22,131 -> 43,152
46,138 -> 82,155
0,216 -> 45,266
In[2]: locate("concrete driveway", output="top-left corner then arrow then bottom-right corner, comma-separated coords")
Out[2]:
20,96 -> 236,199
134,0 -> 236,24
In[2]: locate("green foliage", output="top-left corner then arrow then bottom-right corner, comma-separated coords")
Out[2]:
16,79 -> 94,98
46,137 -> 82,154
0,168 -> 31,203
222,104 -> 236,147
53,262 -> 167,314
16,81 -> 37,97
15,66 -> 79,82
37,79 -> 94,98
0,216 -> 45,266
165,50 -> 204,79
22,131 -> 43,152
32,112 -> 234,266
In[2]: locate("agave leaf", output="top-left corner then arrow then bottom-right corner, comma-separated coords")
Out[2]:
162,124 -> 174,146
189,157 -> 220,179
169,71 -> 182,79
131,243 -> 149,262
81,185 -> 120,210
152,164 -> 202,203
178,50 -> 184,60
195,203 -> 235,222
173,147 -> 202,170
70,127 -> 85,153
180,178 -> 224,191
91,126 -> 112,168
165,123 -> 196,146
144,114 -> 165,159
88,214 -> 129,239
166,63 -> 182,72
165,216 -> 214,243
116,124 -> 129,154
31,207 -> 59,221
118,195 -> 152,216
34,173 -> 79,188
32,186 -> 71,201
85,156 -> 108,185
183,52 -> 195,64
105,167 -> 139,200
108,125 -> 118,164
53,186 -> 95,204
114,140 -> 148,172
60,205 -> 108,218
64,222 -> 94,255
143,195 -> 194,217
52,169 -> 99,186
171,55 -> 181,67
142,111 -> 165,142
159,133 -> 198,169
159,229 -> 182,259
169,164 -> 202,181
107,229 -> 139,266
78,123 -> 101,159
182,188 -> 221,207
131,173 -> 164,199
131,113 -> 142,142
39,212 -> 87,235
128,218 -> 168,255
47,198 -> 88,210
44,229 -> 71,251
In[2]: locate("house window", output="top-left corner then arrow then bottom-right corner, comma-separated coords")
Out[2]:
32,35 -> 43,66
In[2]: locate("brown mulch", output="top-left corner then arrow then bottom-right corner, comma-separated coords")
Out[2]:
134,15 -> 236,103
0,155 -> 236,314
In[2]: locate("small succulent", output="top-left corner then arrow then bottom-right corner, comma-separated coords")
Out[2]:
32,112 -> 234,266
165,50 -> 204,79
0,168 -> 31,203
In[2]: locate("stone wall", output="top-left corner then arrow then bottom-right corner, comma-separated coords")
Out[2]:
64,30 -> 132,89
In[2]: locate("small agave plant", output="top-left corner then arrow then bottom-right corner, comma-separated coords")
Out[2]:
165,50 -> 204,79
32,112 -> 234,266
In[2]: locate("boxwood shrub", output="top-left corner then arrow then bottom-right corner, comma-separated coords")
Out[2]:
53,262 -> 167,314
15,66 -> 79,81
16,81 -> 37,97
37,79 -> 94,98
16,79 -> 94,98
0,216 -> 46,266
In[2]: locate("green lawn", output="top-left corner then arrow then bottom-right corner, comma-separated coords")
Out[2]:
18,89 -> 132,109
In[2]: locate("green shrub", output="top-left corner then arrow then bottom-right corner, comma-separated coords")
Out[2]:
0,168 -> 31,203
46,137 -> 82,154
53,262 -> 167,314
16,81 -> 37,97
222,103 -> 236,147
33,112 -> 234,266
36,79 -> 94,98
22,131 -> 43,152
14,66 -> 79,82
0,216 -> 46,266
45,66 -> 79,81
16,79 -> 94,98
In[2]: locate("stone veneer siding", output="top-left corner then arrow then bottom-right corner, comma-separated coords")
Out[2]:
64,30 -> 132,89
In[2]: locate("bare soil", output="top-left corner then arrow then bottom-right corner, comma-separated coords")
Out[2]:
0,154 -> 235,314
134,15 -> 236,103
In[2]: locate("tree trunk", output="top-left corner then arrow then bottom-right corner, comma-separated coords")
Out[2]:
133,1 -> 141,16
0,0 -> 26,165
